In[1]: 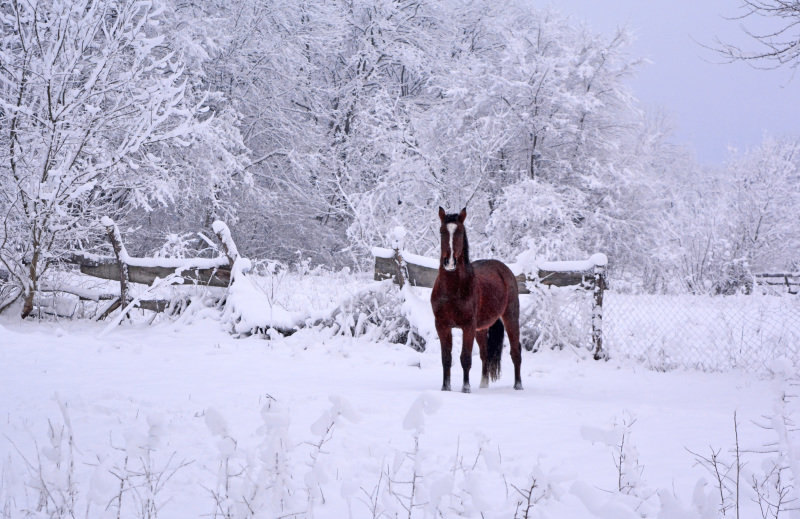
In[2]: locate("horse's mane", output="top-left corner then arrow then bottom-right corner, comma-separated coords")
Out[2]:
443,213 -> 470,265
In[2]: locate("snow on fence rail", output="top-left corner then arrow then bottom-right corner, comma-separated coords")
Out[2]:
372,246 -> 609,359
68,251 -> 231,287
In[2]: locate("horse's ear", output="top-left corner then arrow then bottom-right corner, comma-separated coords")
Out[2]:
438,206 -> 446,221
458,207 -> 467,223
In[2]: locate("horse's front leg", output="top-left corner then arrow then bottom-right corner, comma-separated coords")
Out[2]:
436,322 -> 453,391
460,326 -> 476,393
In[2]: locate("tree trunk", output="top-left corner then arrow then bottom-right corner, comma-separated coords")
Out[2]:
104,219 -> 130,311
21,289 -> 34,318
20,250 -> 39,318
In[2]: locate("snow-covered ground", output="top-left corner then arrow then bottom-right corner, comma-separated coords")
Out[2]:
0,310 -> 791,518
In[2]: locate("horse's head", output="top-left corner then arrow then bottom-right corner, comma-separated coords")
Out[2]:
438,207 -> 468,272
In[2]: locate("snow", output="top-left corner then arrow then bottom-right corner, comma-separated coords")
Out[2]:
402,392 -> 443,433
371,246 -> 395,259
388,225 -> 408,250
372,246 -> 440,270
531,253 -> 608,274
221,257 -> 304,333
39,282 -> 116,302
99,215 -> 115,228
511,248 -> 609,276
122,255 -> 230,270
0,312 -> 787,518
401,284 -> 438,343
211,220 -> 239,261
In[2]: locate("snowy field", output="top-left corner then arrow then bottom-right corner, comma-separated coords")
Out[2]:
0,308 -> 793,518
4,0 -> 800,516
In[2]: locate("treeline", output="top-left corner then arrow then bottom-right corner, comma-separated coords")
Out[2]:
1,0 -> 798,315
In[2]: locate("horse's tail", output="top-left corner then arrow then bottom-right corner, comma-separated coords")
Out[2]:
486,319 -> 504,382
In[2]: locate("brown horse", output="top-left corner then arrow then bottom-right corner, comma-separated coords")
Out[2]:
430,207 -> 523,392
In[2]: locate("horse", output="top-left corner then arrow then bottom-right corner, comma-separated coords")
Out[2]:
430,207 -> 523,393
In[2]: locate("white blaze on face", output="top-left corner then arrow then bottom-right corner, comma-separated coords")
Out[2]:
445,223 -> 457,271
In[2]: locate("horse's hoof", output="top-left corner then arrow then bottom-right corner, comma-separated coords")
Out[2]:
479,377 -> 489,389
441,385 -> 451,391
462,384 -> 471,393
514,382 -> 524,390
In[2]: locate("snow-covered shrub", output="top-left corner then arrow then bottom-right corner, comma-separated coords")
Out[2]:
4,406 -> 191,519
16,401 -> 80,518
220,257 -> 301,335
203,401 -> 300,518
221,259 -> 429,349
582,412 -> 645,497
314,284 -> 428,351
687,385 -> 800,519
519,284 -> 595,353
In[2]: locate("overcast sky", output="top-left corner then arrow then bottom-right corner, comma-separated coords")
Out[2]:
545,0 -> 800,165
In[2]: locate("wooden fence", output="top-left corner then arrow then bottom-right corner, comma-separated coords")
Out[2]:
37,221 -> 608,359
372,247 -> 608,360
59,219 -> 237,320
755,273 -> 799,295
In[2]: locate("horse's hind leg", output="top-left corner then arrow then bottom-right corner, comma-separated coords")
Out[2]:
475,329 -> 489,388
503,305 -> 523,390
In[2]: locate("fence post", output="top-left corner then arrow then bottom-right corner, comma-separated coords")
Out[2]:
101,217 -> 130,318
393,247 -> 408,289
389,226 -> 409,289
212,221 -> 240,265
592,264 -> 607,360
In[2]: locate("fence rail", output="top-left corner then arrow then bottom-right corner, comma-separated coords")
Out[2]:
755,273 -> 800,295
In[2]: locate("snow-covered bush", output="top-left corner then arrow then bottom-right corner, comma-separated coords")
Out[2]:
582,413 -> 645,497
220,259 -> 429,350
203,401 -> 302,518
520,285 -> 594,353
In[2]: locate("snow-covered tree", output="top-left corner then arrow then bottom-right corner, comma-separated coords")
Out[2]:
717,137 -> 800,289
659,137 -> 800,294
0,0 -> 244,316
336,3 -> 661,264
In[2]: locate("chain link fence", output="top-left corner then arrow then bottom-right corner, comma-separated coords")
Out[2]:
526,284 -> 800,373
603,292 -> 800,372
